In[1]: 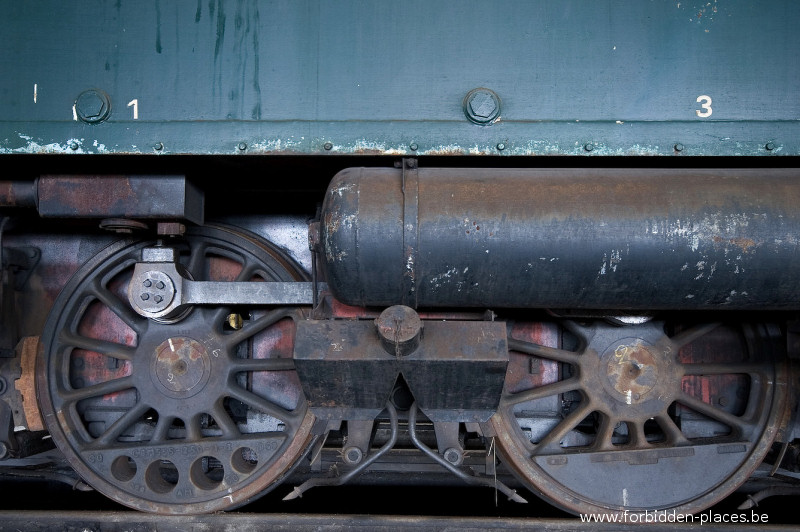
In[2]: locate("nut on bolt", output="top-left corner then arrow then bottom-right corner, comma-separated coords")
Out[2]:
464,88 -> 501,125
75,89 -> 111,124
343,446 -> 363,465
443,447 -> 463,465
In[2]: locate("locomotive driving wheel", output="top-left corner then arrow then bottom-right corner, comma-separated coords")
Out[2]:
36,225 -> 315,514
485,320 -> 788,515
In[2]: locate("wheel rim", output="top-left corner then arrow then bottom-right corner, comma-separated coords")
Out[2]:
37,225 -> 315,514
485,320 -> 788,515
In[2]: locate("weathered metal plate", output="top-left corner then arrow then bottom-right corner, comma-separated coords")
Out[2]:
0,1 -> 797,156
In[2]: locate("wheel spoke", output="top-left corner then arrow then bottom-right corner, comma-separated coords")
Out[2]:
678,393 -> 751,435
211,403 -> 242,438
185,242 -> 208,279
92,401 -> 151,447
670,323 -> 722,350
530,401 -> 593,456
150,414 -> 175,443
89,281 -> 146,335
590,412 -> 616,451
655,413 -> 689,446
224,308 -> 296,349
505,377 -> 581,405
507,338 -> 580,365
61,375 -> 136,404
227,386 -> 298,425
628,420 -> 648,447
185,414 -> 203,441
60,332 -> 136,361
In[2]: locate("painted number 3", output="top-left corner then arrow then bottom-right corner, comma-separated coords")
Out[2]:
696,95 -> 712,118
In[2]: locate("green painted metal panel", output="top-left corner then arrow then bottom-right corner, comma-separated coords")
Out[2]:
0,1 -> 797,156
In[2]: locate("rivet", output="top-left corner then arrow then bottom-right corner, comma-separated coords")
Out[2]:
496,143 -> 506,151
674,143 -> 685,152
238,142 -> 247,151
766,142 -> 776,151
584,143 -> 594,152
323,142 -> 333,151
69,141 -> 79,151
154,142 -> 164,151
409,143 -> 418,151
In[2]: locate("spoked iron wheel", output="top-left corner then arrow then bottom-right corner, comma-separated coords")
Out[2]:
36,225 -> 315,513
485,320 -> 788,515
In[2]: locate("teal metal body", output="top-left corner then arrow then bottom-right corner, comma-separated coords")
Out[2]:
1,1 -> 797,156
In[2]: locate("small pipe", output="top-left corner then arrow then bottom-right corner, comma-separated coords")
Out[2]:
407,403 -> 527,504
283,402 -> 399,500
738,486 -> 800,510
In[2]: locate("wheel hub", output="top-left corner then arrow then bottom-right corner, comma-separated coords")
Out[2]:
152,337 -> 210,397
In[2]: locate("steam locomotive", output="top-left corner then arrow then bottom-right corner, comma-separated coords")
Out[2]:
0,0 -> 798,520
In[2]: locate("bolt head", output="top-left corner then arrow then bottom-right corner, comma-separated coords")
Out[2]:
323,142 -> 333,151
409,143 -> 418,151
444,447 -> 462,465
75,89 -> 111,124
238,142 -> 248,151
674,143 -> 685,152
584,143 -> 594,152
766,142 -> 776,151
496,143 -> 506,151
143,279 -> 152,288
141,293 -> 150,301
464,88 -> 501,125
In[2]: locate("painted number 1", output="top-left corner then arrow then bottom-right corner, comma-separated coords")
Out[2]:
127,99 -> 139,120
696,95 -> 712,118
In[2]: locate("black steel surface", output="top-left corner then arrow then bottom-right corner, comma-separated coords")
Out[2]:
319,167 -> 800,310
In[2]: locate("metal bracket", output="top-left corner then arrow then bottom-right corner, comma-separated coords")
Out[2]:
127,246 -> 319,319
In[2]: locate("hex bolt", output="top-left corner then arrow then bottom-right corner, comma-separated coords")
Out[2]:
140,293 -> 150,301
464,88 -> 501,125
156,281 -> 166,290
143,279 -> 152,288
444,448 -> 462,465
74,89 -> 111,124
343,446 -> 363,465
323,142 -> 333,151
154,295 -> 163,304
766,142 -> 776,151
